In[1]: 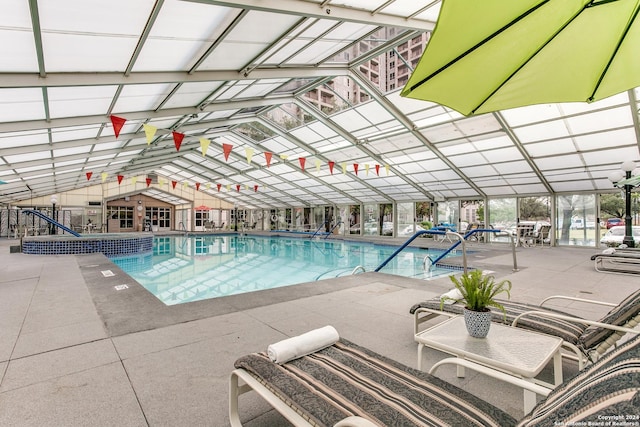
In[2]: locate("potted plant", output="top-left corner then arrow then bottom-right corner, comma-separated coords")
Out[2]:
441,270 -> 512,338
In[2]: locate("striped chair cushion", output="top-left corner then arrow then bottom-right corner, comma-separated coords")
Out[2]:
518,333 -> 640,426
410,299 -> 587,346
579,288 -> 640,350
235,339 -> 517,427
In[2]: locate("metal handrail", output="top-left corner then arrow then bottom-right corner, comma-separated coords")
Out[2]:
324,221 -> 343,239
374,228 -> 518,274
351,265 -> 366,275
309,220 -> 330,239
22,210 -> 81,237
178,222 -> 187,233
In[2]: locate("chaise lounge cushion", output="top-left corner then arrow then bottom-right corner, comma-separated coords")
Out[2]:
518,333 -> 640,426
579,288 -> 640,350
410,299 -> 588,345
235,338 -> 517,427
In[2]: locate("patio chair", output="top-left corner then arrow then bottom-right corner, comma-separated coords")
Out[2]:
410,288 -> 640,369
534,225 -> 551,246
591,250 -> 640,275
230,329 -> 640,427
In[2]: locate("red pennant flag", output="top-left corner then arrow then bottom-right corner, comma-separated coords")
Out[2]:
375,164 -> 380,176
299,157 -> 306,171
110,115 -> 126,138
85,172 -> 92,181
146,178 -> 152,187
172,132 -> 184,151
236,184 -> 241,192
254,185 -> 258,192
264,151 -> 272,167
328,161 -> 335,174
222,143 -> 233,161
216,183 -> 221,192
171,180 -> 177,189
353,163 -> 359,175
117,175 -> 124,185
195,182 -> 200,191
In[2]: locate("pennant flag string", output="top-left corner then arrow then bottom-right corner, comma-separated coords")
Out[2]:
264,152 -> 272,167
110,115 -> 126,138
172,132 -> 185,152
200,138 -> 210,156
143,124 -> 157,145
86,172 -> 92,181
222,143 -> 233,161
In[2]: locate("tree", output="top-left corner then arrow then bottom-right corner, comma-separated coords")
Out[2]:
600,193 -> 624,218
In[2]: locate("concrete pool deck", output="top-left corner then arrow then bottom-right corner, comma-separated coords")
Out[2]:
0,234 -> 638,426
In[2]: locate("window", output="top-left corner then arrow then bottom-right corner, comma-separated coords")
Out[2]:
389,61 -> 395,69
108,206 -> 134,229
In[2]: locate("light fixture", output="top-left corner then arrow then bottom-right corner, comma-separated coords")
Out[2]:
608,161 -> 638,248
49,195 -> 58,235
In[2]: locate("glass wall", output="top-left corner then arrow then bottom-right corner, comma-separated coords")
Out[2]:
397,202 -> 415,237
380,203 -> 393,236
488,198 -> 516,242
313,207 -> 324,231
437,201 -> 459,229
363,203 -> 378,235
556,194 -> 597,246
348,204 -> 361,234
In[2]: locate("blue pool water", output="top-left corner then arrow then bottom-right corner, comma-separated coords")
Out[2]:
110,234 -> 460,306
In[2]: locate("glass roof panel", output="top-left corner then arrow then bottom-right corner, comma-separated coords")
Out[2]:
0,88 -> 45,122
0,130 -> 49,148
574,128 -> 637,152
513,120 -> 572,143
48,86 -> 118,118
39,0 -> 154,72
161,82 -> 224,109
563,107 -> 632,134
0,1 -> 38,71
113,84 -> 175,113
133,1 -> 231,72
197,11 -> 301,70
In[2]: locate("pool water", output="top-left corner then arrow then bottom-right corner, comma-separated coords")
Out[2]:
110,234 -> 460,306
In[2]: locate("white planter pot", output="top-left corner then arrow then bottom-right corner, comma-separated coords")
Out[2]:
463,308 -> 491,338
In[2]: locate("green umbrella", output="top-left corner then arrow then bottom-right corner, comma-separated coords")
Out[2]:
401,0 -> 640,116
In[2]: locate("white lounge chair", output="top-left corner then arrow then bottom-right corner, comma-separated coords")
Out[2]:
230,333 -> 640,426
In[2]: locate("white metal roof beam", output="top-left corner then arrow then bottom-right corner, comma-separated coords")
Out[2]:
181,0 -> 436,31
244,121 -> 361,204
293,96 -> 434,201
0,97 -> 293,133
0,68 -> 349,89
493,112 -> 554,194
348,71 -> 486,199
124,152 -> 313,207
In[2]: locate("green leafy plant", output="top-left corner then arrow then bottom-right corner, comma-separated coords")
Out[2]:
441,270 -> 512,317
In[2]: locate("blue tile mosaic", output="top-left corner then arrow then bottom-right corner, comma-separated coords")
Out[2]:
21,234 -> 153,256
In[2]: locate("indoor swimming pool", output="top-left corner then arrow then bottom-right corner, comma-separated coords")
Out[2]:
110,234 -> 460,305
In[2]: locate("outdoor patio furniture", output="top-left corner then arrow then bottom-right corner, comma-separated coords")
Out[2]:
410,288 -> 640,369
591,250 -> 640,275
230,330 -> 640,427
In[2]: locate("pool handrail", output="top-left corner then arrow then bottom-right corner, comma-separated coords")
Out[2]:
22,209 -> 81,237
374,228 -> 518,274
310,221 -> 330,239
324,221 -> 343,239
